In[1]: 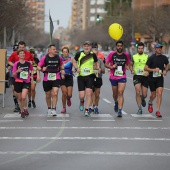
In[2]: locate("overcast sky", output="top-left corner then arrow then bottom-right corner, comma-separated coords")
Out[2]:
44,0 -> 72,32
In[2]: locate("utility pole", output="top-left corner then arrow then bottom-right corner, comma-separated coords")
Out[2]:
153,0 -> 157,42
4,26 -> 6,48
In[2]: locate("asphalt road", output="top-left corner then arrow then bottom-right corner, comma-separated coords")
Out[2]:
0,71 -> 170,170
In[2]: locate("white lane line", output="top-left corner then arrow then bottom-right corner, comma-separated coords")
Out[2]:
91,114 -> 112,118
103,98 -> 112,103
93,120 -> 115,122
0,120 -> 23,122
164,87 -> 170,91
138,120 -> 162,122
1,137 -> 170,141
4,113 -> 69,118
47,120 -> 70,122
131,114 -> 155,118
0,126 -> 169,130
0,151 -> 169,157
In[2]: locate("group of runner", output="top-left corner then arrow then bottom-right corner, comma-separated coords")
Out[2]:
8,40 -> 169,118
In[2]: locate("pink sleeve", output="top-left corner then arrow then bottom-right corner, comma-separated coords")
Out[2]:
38,56 -> 46,67
29,62 -> 33,71
106,51 -> 115,63
12,62 -> 18,73
59,56 -> 63,66
124,52 -> 131,64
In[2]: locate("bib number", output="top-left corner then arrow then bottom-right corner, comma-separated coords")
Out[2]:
48,73 -> 56,80
94,70 -> 99,77
82,68 -> 90,75
137,68 -> 144,75
153,70 -> 162,77
20,71 -> 28,79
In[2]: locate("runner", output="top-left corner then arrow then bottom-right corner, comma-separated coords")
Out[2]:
60,47 -> 76,113
12,49 -> 33,118
144,43 -> 169,117
130,42 -> 149,114
37,44 -> 65,116
89,42 -> 105,114
8,41 -> 33,113
105,40 -> 130,117
28,48 -> 39,108
73,41 -> 98,116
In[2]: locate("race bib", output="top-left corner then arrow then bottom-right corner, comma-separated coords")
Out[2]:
114,66 -> 123,76
48,73 -> 56,80
81,68 -> 90,75
137,68 -> 144,75
33,67 -> 37,74
153,70 -> 162,77
20,71 -> 28,79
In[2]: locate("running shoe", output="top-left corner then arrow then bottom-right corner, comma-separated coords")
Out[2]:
79,101 -> 84,111
114,102 -> 118,113
156,111 -> 162,118
51,109 -> 57,116
88,107 -> 94,114
24,109 -> 29,117
61,108 -> 66,113
13,107 -> 19,112
21,111 -> 25,118
94,107 -> 99,114
32,100 -> 36,108
47,109 -> 52,115
148,103 -> 153,113
84,110 -> 89,117
117,111 -> 122,118
136,109 -> 142,115
67,98 -> 71,107
141,96 -> 146,107
28,100 -> 31,108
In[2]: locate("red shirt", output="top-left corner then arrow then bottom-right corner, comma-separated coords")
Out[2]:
8,51 -> 34,63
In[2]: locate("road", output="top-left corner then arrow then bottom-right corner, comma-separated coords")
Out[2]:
0,71 -> 170,170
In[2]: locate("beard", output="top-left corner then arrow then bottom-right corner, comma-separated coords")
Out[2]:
117,48 -> 123,53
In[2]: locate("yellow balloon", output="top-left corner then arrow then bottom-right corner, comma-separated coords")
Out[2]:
108,23 -> 123,40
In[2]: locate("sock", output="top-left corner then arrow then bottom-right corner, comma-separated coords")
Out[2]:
48,107 -> 51,109
118,109 -> 122,113
138,105 -> 142,110
13,96 -> 18,105
85,108 -> 88,111
115,101 -> 118,105
52,108 -> 56,110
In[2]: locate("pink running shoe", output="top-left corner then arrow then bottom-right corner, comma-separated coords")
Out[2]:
67,98 -> 71,107
61,108 -> 66,113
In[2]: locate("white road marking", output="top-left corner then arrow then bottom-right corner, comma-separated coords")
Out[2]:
0,137 -> 170,141
164,87 -> 170,91
93,120 -> 115,122
131,114 -> 155,118
0,120 -> 23,122
0,126 -> 169,130
91,114 -> 112,118
47,120 -> 70,122
122,110 -> 127,115
4,113 -> 69,118
103,98 -> 112,103
138,120 -> 162,122
0,151 -> 169,157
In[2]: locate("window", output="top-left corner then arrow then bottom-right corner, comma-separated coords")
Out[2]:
90,0 -> 96,5
97,0 -> 104,5
90,8 -> 95,13
90,16 -> 95,21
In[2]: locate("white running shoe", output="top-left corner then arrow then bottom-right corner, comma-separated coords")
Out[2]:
47,109 -> 52,115
51,109 -> 57,116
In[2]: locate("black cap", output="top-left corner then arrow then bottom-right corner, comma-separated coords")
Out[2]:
83,41 -> 91,46
91,42 -> 98,48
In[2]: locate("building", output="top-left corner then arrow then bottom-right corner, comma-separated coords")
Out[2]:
133,0 -> 170,9
70,0 -> 106,31
25,0 -> 45,33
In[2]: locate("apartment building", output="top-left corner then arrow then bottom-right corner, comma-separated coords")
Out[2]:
25,0 -> 45,33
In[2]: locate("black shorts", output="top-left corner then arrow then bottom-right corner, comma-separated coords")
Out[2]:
94,77 -> 103,88
77,75 -> 95,91
43,80 -> 61,92
133,75 -> 149,88
60,75 -> 73,87
149,77 -> 164,92
14,82 -> 30,93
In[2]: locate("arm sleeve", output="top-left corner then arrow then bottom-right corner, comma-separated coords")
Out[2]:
29,62 -> 33,71
164,56 -> 169,65
38,56 -> 46,67
105,51 -> 114,63
8,52 -> 15,62
93,53 -> 98,62
29,52 -> 34,61
12,62 -> 17,73
74,52 -> 80,61
59,57 -> 63,66
146,57 -> 152,66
